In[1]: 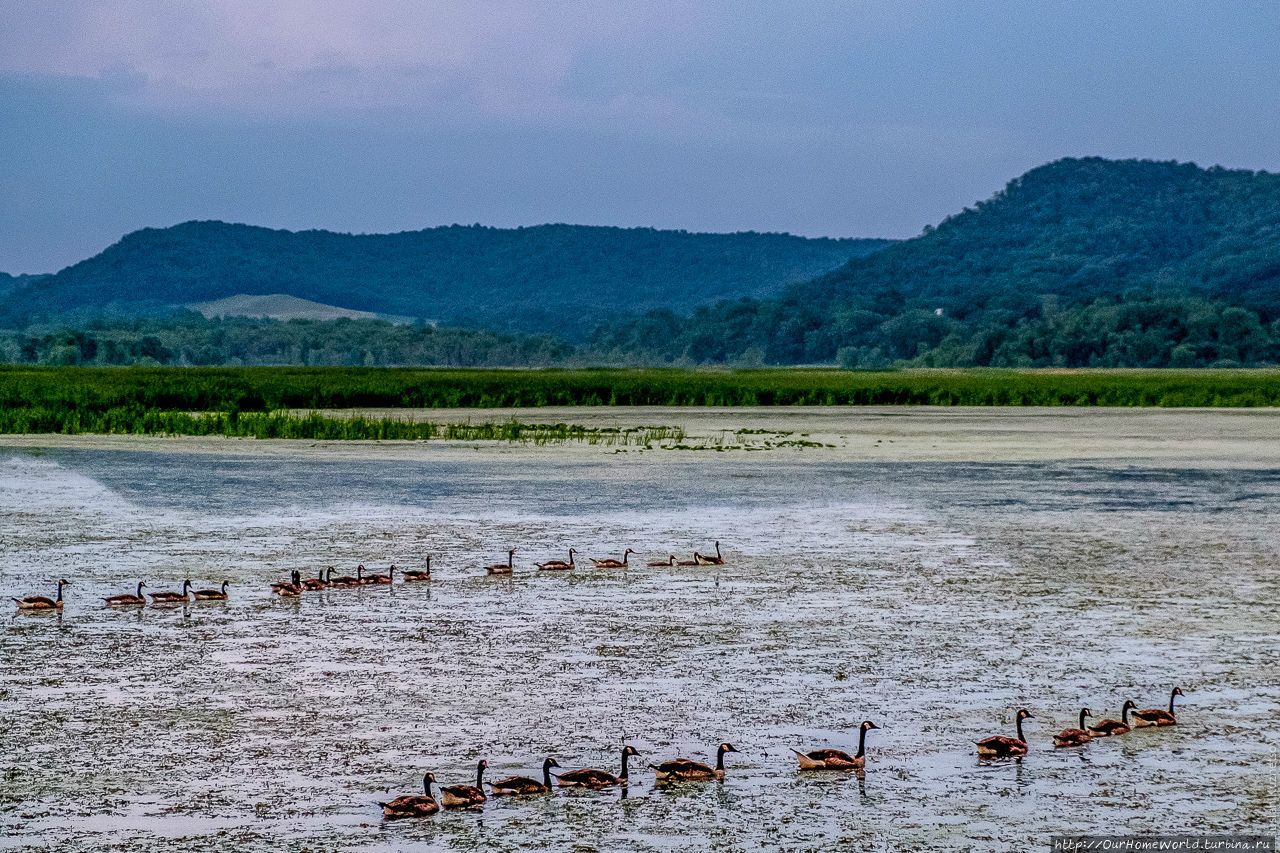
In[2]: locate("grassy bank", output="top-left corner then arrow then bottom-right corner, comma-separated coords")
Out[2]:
1,367 -> 1278,439
0,365 -> 1276,442
0,405 -> 685,445
5,366 -> 1280,414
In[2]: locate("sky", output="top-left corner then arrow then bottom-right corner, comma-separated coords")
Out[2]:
2,1 -> 1279,273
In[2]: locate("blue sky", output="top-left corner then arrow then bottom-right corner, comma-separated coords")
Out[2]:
2,1 -> 1278,273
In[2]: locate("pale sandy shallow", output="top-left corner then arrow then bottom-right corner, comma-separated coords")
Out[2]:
3,407 -> 1279,468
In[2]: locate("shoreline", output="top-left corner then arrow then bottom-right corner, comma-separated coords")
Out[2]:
4,406 -> 1278,467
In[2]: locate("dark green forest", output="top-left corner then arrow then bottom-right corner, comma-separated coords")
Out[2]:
0,222 -> 883,337
1,314 -> 573,368
597,159 -> 1280,368
3,158 -> 1280,368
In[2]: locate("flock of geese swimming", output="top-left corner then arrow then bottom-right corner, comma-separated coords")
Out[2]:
370,688 -> 1187,819
373,686 -> 1187,820
9,543 -> 729,609
9,543 -> 1188,822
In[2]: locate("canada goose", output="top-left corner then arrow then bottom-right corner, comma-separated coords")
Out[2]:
328,566 -> 361,588
697,542 -> 726,565
270,571 -> 303,596
301,569 -> 330,591
1087,701 -> 1135,737
1053,709 -> 1093,747
150,579 -> 193,604
591,549 -> 634,569
1133,687 -> 1183,727
365,565 -> 394,585
104,581 -> 146,606
192,581 -> 229,601
793,720 -> 879,770
653,742 -> 739,782
489,757 -> 560,795
486,550 -> 516,575
536,549 -> 576,571
440,760 -> 488,808
976,709 -> 1032,758
356,564 -> 381,585
677,554 -> 701,566
648,555 -> 676,567
377,772 -> 439,819
402,556 -> 432,582
554,745 -> 640,787
13,579 -> 70,610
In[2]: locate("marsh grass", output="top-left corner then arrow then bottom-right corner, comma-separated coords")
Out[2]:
1,366 -> 1278,443
2,366 -> 1280,414
0,405 -> 687,446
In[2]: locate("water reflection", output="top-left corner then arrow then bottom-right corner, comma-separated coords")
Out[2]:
2,448 -> 1275,850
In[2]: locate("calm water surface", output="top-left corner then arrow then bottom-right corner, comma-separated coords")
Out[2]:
1,447 -> 1277,851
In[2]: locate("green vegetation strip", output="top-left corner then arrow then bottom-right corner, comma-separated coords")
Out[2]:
1,367 -> 1278,439
6,365 -> 1280,407
0,366 -> 1274,438
0,407 -> 685,445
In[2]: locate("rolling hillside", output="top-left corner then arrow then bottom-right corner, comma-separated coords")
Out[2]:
598,158 -> 1280,367
5,158 -> 1280,368
0,223 -> 888,338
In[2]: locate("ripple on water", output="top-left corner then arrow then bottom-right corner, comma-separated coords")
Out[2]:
1,450 -> 1277,851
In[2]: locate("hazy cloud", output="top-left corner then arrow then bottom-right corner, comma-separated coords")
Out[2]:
2,1 -> 1279,271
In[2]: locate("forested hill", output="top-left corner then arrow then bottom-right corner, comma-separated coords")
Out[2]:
0,222 -> 888,337
597,158 -> 1280,366
6,158 -> 1280,368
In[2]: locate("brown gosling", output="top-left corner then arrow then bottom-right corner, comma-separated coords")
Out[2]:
535,549 -> 576,571
150,579 -> 193,604
301,569 -> 330,591
976,709 -> 1032,758
653,742 -> 739,782
486,549 -> 516,575
377,773 -> 439,819
648,555 -> 676,567
1053,709 -> 1093,747
440,760 -> 488,808
1087,701 -> 1136,737
677,554 -> 701,566
794,720 -> 879,769
327,566 -> 362,588
270,571 -> 303,596
365,565 -> 394,585
104,581 -> 146,606
554,745 -> 640,788
489,757 -> 560,795
402,556 -> 432,582
192,581 -> 229,601
696,541 -> 726,565
13,579 -> 70,610
1132,687 -> 1182,727
590,548 -> 634,568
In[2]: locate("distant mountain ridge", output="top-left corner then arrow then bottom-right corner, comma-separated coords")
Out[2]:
596,158 -> 1280,366
0,222 -> 889,337
6,158 -> 1279,368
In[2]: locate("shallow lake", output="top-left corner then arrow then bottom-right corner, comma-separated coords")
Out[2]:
1,428 -> 1277,851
